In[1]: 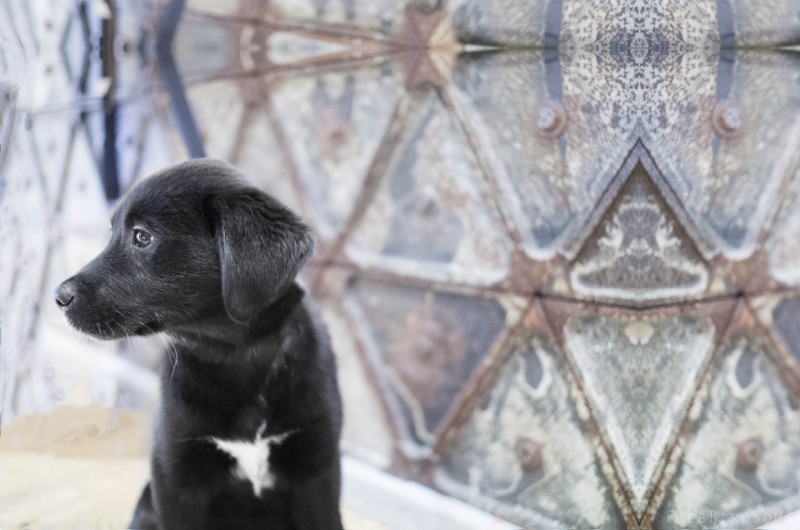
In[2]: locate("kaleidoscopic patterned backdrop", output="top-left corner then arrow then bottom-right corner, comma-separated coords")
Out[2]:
2,1 -> 800,528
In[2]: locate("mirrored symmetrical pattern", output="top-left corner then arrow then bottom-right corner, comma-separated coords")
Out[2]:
2,1 -> 800,528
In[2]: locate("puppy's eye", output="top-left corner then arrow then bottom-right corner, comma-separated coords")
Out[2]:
133,229 -> 154,248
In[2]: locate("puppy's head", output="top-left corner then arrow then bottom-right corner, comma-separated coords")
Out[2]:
54,158 -> 313,340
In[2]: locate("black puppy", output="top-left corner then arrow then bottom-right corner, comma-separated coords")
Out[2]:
54,159 -> 343,529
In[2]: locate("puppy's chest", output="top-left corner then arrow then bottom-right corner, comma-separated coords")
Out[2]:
210,422 -> 293,497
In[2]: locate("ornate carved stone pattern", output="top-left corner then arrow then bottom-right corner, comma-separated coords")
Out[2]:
564,311 -> 714,518
3,1 -> 800,529
570,165 -> 709,303
346,278 -> 513,446
435,309 -> 627,529
654,332 -> 800,529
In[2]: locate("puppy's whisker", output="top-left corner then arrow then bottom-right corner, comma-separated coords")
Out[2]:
165,334 -> 179,381
178,307 -> 203,343
151,310 -> 179,381
104,321 -> 115,338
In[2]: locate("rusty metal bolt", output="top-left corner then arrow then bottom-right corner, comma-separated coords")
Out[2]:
411,0 -> 442,14
515,438 -> 543,472
713,100 -> 742,138
736,438 -> 764,472
535,100 -> 566,138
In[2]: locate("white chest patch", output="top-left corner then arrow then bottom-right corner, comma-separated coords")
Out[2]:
211,423 -> 293,497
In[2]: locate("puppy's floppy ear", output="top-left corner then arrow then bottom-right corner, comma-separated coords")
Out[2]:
206,189 -> 314,325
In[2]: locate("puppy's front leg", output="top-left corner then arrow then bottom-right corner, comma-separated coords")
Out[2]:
151,476 -> 214,530
149,445 -> 224,530
291,464 -> 344,530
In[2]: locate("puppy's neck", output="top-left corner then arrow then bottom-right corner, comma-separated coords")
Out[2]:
247,284 -> 306,337
161,284 -> 316,417
169,283 -> 306,362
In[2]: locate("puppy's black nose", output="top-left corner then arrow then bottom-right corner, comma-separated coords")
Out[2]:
55,281 -> 77,308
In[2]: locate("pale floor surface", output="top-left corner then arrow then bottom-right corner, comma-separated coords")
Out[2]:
0,453 -> 385,530
0,406 -> 386,530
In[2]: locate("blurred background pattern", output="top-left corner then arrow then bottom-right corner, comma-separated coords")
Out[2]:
2,0 -> 800,528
